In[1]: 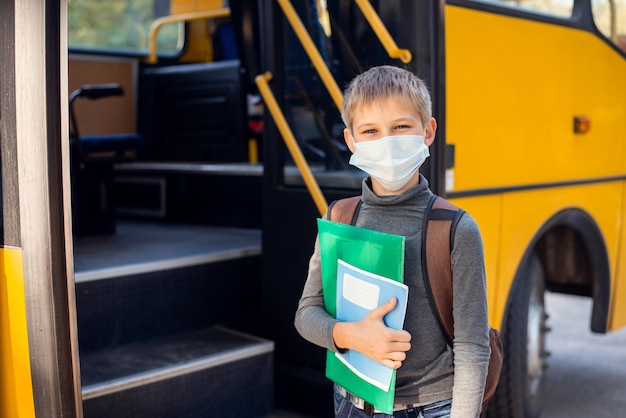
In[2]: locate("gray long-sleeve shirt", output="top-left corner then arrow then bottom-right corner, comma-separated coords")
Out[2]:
294,175 -> 490,418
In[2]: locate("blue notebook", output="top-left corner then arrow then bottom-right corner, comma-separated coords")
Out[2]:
335,259 -> 408,391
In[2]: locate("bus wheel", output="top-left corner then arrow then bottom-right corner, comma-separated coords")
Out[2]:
484,254 -> 549,418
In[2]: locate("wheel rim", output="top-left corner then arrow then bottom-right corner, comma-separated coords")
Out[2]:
526,276 -> 546,398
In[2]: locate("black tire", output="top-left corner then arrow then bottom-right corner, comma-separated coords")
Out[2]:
483,254 -> 548,418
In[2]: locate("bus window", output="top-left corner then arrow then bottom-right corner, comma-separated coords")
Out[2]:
592,0 -> 626,52
279,0 -> 432,191
68,0 -> 181,55
476,0 -> 574,18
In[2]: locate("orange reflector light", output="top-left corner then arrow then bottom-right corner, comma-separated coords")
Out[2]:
574,116 -> 591,133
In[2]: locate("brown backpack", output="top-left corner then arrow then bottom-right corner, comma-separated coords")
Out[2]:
329,194 -> 503,406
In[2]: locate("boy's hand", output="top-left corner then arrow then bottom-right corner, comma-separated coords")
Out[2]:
333,297 -> 412,369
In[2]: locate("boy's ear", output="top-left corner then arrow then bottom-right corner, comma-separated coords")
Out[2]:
424,117 -> 437,146
344,128 -> 356,153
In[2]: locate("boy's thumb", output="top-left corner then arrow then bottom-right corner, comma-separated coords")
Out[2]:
369,297 -> 397,320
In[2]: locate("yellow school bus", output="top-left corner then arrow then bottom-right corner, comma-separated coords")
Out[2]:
1,1 -> 624,417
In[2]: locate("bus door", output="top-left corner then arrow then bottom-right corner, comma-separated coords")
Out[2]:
256,1 -> 446,414
10,0 -> 448,416
68,2 -> 271,417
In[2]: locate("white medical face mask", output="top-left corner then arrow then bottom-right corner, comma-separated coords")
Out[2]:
349,135 -> 430,191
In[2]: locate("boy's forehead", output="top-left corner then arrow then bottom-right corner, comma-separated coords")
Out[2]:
353,96 -> 421,121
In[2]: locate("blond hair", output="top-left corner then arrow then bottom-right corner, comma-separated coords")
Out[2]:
341,65 -> 432,132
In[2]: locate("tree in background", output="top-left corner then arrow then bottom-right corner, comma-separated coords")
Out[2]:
68,0 -> 179,53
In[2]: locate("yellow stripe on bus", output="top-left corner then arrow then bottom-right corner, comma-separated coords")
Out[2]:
0,247 -> 35,418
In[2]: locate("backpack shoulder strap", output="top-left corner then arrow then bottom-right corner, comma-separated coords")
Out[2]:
421,194 -> 465,345
328,196 -> 362,225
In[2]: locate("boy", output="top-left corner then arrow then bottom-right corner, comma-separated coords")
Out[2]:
294,66 -> 491,418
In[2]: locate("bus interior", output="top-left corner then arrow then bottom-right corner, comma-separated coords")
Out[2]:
68,1 -> 369,416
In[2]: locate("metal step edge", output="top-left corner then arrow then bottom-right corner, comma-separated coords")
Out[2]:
75,246 -> 261,283
82,336 -> 274,401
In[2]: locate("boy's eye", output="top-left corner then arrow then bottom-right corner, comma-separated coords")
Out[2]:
395,124 -> 410,130
362,128 -> 378,134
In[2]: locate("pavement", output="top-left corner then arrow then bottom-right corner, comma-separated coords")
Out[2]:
539,292 -> 626,417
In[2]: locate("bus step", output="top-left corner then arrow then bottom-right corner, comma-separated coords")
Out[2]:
74,221 -> 264,353
73,220 -> 262,283
81,326 -> 274,418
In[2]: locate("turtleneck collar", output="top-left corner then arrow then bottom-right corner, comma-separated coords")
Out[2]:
361,174 -> 433,207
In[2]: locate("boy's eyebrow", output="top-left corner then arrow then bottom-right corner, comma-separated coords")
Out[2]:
354,122 -> 377,130
354,115 -> 420,130
355,117 -> 419,130
392,116 -> 420,123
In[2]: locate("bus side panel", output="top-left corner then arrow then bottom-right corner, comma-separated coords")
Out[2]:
611,182 -> 626,330
496,182 -> 621,327
449,195 -> 503,327
453,182 -> 622,331
445,5 -> 626,192
0,248 -> 35,418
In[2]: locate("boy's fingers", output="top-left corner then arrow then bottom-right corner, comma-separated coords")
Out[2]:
385,359 -> 403,370
367,297 -> 397,320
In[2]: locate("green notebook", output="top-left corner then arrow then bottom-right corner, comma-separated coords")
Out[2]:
317,218 -> 406,414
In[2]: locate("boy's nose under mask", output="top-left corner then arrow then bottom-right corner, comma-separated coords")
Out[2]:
349,135 -> 430,191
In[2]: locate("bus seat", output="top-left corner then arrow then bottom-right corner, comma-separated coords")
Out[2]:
69,84 -> 143,236
138,60 -> 246,162
213,23 -> 239,61
70,84 -> 144,162
79,133 -> 144,160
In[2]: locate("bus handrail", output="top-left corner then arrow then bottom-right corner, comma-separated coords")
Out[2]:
276,0 -> 412,110
354,0 -> 412,64
147,8 -> 231,64
255,72 -> 329,216
276,0 -> 343,111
